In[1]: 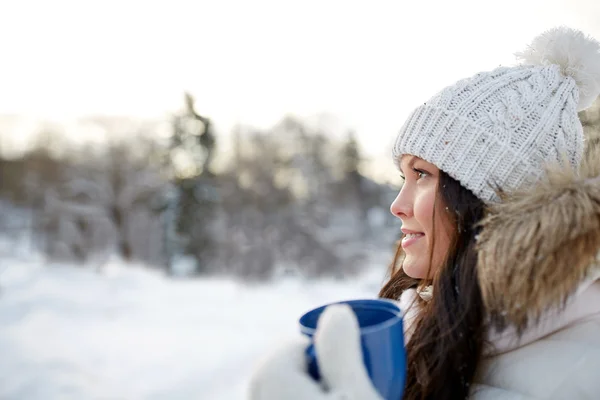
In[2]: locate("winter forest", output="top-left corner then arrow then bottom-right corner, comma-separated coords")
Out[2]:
1,93 -> 401,279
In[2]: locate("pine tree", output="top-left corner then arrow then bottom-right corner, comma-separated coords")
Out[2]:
166,93 -> 220,275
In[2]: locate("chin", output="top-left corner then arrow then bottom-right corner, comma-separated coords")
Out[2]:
402,260 -> 428,279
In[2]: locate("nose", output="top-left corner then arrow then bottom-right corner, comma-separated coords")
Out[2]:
390,187 -> 412,220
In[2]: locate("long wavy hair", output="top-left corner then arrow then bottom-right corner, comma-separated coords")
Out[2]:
379,170 -> 487,400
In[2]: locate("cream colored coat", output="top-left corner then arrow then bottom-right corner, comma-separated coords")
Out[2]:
472,279 -> 600,399
402,146 -> 600,399
402,281 -> 600,399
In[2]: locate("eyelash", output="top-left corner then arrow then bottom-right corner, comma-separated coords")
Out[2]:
399,168 -> 429,181
413,168 -> 429,179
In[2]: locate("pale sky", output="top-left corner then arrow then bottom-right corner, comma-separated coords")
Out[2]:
1,0 -> 599,179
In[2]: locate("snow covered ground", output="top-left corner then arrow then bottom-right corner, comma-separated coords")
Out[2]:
0,246 -> 389,399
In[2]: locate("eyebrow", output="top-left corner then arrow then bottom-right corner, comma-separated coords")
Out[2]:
398,156 -> 416,174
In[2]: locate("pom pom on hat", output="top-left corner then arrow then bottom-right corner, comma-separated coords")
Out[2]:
515,26 -> 600,111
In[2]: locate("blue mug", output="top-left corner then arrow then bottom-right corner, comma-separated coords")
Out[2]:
299,299 -> 406,400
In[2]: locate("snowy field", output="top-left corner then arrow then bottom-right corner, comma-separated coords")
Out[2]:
0,243 -> 389,399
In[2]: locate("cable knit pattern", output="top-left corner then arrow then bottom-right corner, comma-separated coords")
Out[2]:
393,64 -> 584,202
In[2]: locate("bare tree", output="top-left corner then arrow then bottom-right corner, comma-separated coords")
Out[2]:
35,140 -> 170,268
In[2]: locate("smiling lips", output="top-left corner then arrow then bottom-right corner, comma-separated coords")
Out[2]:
401,231 -> 425,248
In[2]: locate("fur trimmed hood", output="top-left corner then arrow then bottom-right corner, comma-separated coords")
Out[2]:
476,144 -> 600,332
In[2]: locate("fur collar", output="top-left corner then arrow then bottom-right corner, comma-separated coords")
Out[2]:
476,144 -> 600,332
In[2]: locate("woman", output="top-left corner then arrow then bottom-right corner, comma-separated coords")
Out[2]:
249,27 -> 600,399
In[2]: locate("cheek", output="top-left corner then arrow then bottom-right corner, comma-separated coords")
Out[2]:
413,189 -> 436,234
411,188 -> 454,275
432,205 -> 454,264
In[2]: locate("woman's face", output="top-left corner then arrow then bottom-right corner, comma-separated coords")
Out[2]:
390,155 -> 454,279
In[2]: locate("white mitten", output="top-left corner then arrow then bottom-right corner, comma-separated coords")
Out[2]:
248,304 -> 383,400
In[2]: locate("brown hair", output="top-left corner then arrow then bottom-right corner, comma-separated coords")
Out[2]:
379,171 -> 487,400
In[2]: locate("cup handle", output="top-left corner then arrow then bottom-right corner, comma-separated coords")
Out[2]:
305,342 -> 321,381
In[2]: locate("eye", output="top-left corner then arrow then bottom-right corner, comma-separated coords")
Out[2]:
413,168 -> 429,180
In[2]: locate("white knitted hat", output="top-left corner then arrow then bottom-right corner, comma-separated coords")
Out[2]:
393,27 -> 600,202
